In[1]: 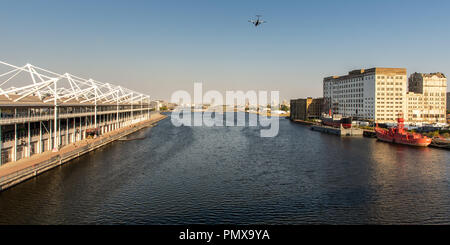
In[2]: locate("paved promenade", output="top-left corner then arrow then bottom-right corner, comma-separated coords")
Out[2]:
0,113 -> 167,180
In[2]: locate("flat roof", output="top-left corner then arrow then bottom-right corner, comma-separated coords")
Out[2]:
324,67 -> 407,81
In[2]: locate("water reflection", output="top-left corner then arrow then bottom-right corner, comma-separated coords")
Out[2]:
0,113 -> 448,224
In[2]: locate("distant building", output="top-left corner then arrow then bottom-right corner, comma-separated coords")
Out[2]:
405,92 -> 425,123
290,97 -> 324,120
150,100 -> 161,111
323,68 -> 407,123
447,92 -> 450,111
407,72 -> 447,123
167,103 -> 177,110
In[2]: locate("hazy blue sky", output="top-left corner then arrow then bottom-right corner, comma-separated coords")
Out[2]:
1,0 -> 449,101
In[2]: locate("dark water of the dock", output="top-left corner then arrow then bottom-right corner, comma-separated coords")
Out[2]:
0,112 -> 449,224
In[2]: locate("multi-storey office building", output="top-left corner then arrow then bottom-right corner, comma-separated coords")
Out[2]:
0,61 -> 154,165
323,68 -> 407,123
407,72 -> 447,124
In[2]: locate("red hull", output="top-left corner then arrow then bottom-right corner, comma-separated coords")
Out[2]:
322,118 -> 352,129
323,121 -> 352,128
375,117 -> 431,147
375,129 -> 431,147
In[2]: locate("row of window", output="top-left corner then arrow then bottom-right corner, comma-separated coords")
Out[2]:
376,110 -> 402,112
377,118 -> 397,121
377,101 -> 403,104
423,92 -> 447,96
377,88 -> 403,92
377,76 -> 403,80
376,81 -> 404,86
407,114 -> 446,118
337,104 -> 363,108
376,106 -> 403,110
376,93 -> 403,96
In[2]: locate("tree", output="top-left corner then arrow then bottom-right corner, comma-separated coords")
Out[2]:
432,131 -> 440,137
280,104 -> 289,112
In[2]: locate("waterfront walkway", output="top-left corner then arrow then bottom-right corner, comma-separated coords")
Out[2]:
0,113 -> 167,187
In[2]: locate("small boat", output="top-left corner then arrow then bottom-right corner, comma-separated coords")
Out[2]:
321,110 -> 352,129
430,136 -> 450,149
375,117 -> 431,147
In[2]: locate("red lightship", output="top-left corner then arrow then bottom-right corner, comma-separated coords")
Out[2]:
375,117 -> 431,147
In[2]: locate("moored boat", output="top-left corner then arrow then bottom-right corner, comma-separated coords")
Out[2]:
321,111 -> 352,129
430,136 -> 450,149
375,117 -> 431,147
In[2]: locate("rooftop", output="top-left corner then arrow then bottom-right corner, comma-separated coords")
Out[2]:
412,72 -> 446,79
324,67 -> 407,80
0,61 -> 151,107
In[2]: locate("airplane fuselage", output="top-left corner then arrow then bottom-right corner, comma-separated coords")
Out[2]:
249,16 -> 265,27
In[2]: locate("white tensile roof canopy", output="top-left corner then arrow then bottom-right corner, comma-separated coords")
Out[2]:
0,61 -> 151,106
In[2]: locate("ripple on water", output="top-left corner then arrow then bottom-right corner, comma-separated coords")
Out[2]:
0,113 -> 449,224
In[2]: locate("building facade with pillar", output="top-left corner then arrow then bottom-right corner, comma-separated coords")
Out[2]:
0,61 -> 153,166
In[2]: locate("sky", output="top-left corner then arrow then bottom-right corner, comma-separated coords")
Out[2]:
1,0 -> 449,102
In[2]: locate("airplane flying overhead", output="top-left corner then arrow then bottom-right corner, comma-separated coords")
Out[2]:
248,15 -> 266,27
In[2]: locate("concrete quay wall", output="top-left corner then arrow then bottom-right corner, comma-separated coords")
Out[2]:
311,125 -> 363,137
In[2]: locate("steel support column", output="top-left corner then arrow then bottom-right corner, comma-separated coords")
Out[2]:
0,108 -> 2,165
39,121 -> 42,153
14,123 -> 17,162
